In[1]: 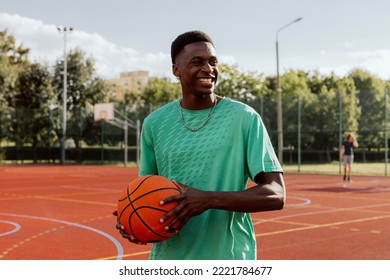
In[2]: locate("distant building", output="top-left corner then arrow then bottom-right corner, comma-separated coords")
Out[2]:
106,70 -> 149,100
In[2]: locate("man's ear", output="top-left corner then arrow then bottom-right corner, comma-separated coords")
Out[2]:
172,64 -> 180,78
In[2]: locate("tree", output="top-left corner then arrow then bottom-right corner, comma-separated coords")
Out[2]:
215,64 -> 268,130
0,29 -> 29,66
10,63 -> 55,162
337,76 -> 360,133
279,70 -> 311,134
142,76 -> 181,105
52,48 -> 109,150
261,70 -> 361,162
120,77 -> 181,122
261,70 -> 312,148
300,72 -> 359,161
0,29 -> 31,159
215,64 -> 264,102
349,69 -> 386,149
0,56 -> 15,142
1,30 -> 30,127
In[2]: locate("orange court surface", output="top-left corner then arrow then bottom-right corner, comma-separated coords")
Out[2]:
0,165 -> 389,260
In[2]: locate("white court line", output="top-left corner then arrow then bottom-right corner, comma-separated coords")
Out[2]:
253,202 -> 390,226
61,186 -> 119,192
255,213 -> 390,237
0,220 -> 21,237
0,183 -> 122,193
0,212 -> 124,260
286,196 -> 311,207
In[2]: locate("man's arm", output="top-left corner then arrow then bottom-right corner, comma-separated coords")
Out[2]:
161,172 -> 285,231
340,145 -> 345,160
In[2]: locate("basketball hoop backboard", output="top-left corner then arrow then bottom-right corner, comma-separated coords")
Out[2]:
94,103 -> 114,121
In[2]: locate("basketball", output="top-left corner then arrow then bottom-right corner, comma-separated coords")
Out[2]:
117,175 -> 182,243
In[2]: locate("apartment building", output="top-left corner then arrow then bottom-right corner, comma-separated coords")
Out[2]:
106,70 -> 149,100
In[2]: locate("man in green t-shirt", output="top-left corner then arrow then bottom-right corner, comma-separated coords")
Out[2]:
115,30 -> 285,260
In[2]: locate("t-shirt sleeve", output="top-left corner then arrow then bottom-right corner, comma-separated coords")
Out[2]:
138,117 -> 158,176
246,112 -> 283,182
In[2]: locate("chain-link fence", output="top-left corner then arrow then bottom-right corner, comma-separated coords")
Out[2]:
1,94 -> 388,174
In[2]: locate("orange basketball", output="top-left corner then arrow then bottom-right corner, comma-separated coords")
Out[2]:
117,175 -> 182,243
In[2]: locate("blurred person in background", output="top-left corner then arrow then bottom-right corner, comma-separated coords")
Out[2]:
340,133 -> 359,182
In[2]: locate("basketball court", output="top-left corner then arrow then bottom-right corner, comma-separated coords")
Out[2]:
0,165 -> 389,260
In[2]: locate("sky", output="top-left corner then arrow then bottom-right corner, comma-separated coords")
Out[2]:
1,0 -> 390,80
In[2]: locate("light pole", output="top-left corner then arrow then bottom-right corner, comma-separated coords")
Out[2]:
57,26 -> 73,164
276,17 -> 302,165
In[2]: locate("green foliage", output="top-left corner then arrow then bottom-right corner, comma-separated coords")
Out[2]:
337,76 -> 360,133
0,29 -> 30,140
215,64 -> 264,101
52,48 -> 109,110
0,58 -> 15,133
10,63 -> 55,162
116,76 -> 181,123
0,29 -> 29,65
348,68 -> 386,148
142,77 -> 181,103
52,48 -> 109,149
1,29 -> 389,163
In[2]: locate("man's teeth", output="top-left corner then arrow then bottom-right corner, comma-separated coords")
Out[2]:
199,78 -> 212,83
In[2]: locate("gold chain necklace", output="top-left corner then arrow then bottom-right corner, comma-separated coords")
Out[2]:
179,97 -> 217,132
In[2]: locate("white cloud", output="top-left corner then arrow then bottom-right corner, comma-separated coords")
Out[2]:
347,49 -> 390,78
318,64 -> 354,77
219,55 -> 237,65
0,13 -> 171,79
2,12 -> 390,81
343,41 -> 356,48
302,48 -> 390,79
347,49 -> 390,60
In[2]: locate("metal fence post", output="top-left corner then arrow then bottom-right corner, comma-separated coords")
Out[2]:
338,91 -> 343,174
298,94 -> 301,172
385,89 -> 388,176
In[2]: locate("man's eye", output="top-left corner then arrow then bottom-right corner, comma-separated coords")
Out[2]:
192,60 -> 203,66
209,60 -> 218,66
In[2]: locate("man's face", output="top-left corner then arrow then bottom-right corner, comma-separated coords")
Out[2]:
173,41 -> 219,97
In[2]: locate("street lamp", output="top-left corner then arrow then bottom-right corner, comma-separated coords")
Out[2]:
57,26 -> 73,164
275,17 -> 302,165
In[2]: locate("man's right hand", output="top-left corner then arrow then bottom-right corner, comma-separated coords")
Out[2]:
112,210 -> 147,245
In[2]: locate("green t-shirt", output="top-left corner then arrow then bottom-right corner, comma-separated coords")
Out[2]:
139,97 -> 282,260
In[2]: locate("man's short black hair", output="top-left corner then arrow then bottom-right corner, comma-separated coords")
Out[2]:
171,30 -> 215,64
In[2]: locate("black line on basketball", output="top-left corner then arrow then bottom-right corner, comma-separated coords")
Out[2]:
126,187 -> 178,238
131,187 -> 181,204
129,206 -> 172,241
118,175 -> 155,203
130,175 -> 155,196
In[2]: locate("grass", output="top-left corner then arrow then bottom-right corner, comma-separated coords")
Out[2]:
283,162 -> 389,176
